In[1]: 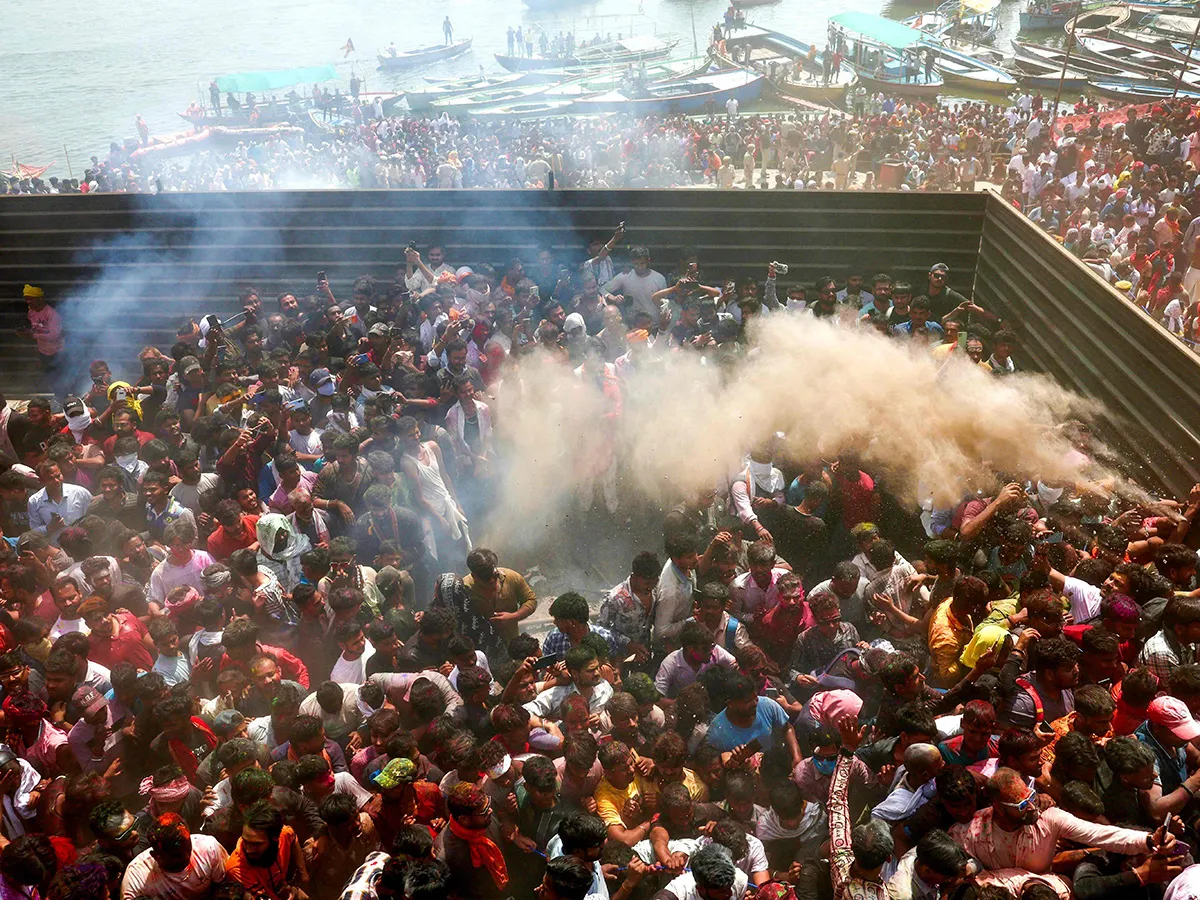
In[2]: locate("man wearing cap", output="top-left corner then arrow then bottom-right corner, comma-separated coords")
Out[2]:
924,264 -> 968,322
1136,695 -> 1200,808
20,285 -> 64,391
309,367 -> 338,427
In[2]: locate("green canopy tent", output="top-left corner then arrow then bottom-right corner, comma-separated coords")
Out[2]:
214,64 -> 340,94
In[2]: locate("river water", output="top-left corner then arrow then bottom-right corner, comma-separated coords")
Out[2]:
0,0 -> 1024,176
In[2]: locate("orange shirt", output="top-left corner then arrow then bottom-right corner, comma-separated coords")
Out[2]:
225,825 -> 300,900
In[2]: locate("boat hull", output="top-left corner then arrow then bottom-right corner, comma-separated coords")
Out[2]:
377,38 -> 473,71
856,71 -> 944,95
571,71 -> 765,113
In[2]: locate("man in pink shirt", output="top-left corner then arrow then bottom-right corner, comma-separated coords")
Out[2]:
21,285 -> 63,382
950,767 -> 1171,884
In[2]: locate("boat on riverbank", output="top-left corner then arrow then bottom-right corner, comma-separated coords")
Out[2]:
568,68 -> 766,113
404,74 -> 527,109
494,34 -> 680,71
377,39 -> 473,71
1090,77 -> 1200,99
719,25 -> 857,105
905,0 -> 1001,45
1004,51 -> 1092,88
828,12 -> 944,96
925,41 -> 1017,90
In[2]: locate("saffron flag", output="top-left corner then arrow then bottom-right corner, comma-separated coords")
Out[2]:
342,38 -> 356,57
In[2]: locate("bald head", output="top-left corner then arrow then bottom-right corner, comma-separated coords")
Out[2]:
903,742 -> 945,784
987,766 -> 1030,803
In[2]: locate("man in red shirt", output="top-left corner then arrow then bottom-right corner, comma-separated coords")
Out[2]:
80,596 -> 156,670
100,408 -> 155,461
219,618 -> 310,689
206,499 -> 259,561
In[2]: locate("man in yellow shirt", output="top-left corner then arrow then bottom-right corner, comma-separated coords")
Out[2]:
463,548 -> 538,643
928,576 -> 987,688
593,741 -> 653,846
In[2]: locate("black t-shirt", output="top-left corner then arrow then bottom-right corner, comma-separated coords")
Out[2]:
925,285 -> 967,322
6,413 -> 53,462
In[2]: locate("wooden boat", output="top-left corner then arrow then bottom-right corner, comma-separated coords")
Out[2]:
1011,38 -> 1166,78
494,34 -> 679,71
1004,53 -> 1091,88
828,12 -> 944,96
904,0 -> 1000,45
470,100 -> 576,117
569,68 -> 766,114
1021,0 -> 1099,31
1090,77 -> 1200,99
428,84 -> 553,112
925,41 -> 1018,90
404,74 -> 526,109
1065,4 -> 1130,33
376,38 -> 473,71
513,54 -> 711,84
720,25 -> 857,105
1105,25 -> 1200,64
1075,33 -> 1186,72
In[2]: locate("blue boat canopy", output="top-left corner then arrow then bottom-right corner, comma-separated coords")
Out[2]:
215,65 -> 339,93
829,12 -> 928,48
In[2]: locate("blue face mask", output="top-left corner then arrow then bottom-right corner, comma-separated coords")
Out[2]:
813,756 -> 838,776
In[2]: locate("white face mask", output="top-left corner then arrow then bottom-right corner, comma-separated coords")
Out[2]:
748,459 -> 775,479
317,382 -> 335,397
1037,483 -> 1065,506
115,453 -> 139,470
66,413 -> 91,435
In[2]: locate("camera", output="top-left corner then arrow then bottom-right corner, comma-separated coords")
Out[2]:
771,261 -> 789,275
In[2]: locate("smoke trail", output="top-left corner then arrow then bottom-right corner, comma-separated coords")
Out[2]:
54,202 -> 290,394
487,314 -> 1107,544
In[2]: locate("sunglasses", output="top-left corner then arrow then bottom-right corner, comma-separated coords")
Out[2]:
1001,792 -> 1036,811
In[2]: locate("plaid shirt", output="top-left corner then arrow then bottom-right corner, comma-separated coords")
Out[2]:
1138,628 -> 1195,684
542,623 -> 624,658
337,851 -> 390,900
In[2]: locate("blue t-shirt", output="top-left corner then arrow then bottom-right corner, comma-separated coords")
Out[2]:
705,697 -> 790,753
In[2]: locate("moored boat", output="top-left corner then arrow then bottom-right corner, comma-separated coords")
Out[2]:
429,84 -> 554,112
1075,32 -> 1186,72
904,0 -> 1000,45
569,68 -> 766,114
925,41 -> 1018,90
720,25 -> 857,105
1011,38 -> 1166,79
1003,52 -> 1091,88
828,12 -> 944,97
1021,0 -> 1091,31
404,74 -> 526,109
1090,78 -> 1200,100
376,38 -> 473,71
494,34 -> 680,71
471,100 -> 577,117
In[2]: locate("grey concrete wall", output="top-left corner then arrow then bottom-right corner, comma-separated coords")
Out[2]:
974,190 -> 1200,498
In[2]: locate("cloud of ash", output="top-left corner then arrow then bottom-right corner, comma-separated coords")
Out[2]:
485,314 -> 1108,543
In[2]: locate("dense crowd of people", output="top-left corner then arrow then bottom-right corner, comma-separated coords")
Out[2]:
2,224 -> 1200,900
0,96 -> 1053,195
994,97 -> 1200,352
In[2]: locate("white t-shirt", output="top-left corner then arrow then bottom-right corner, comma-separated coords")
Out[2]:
329,643 -> 375,685
662,868 -> 749,900
149,551 -> 216,605
695,834 -> 769,878
288,429 -> 324,457
1062,576 -> 1101,624
120,834 -> 228,900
